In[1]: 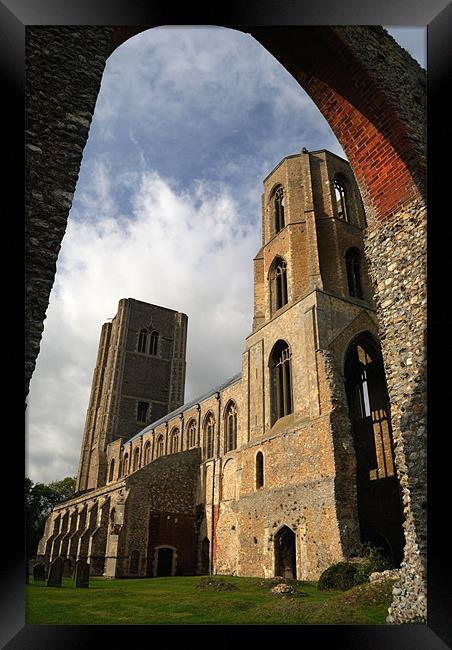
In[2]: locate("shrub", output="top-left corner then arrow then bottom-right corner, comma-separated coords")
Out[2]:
318,545 -> 392,592
318,562 -> 360,591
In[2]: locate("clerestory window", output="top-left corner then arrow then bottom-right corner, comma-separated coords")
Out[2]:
204,413 -> 215,460
224,401 -> 238,452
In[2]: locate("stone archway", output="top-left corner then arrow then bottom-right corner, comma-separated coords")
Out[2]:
274,525 -> 297,580
25,24 -> 426,622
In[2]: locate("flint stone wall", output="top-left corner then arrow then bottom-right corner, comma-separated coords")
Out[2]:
364,199 -> 427,623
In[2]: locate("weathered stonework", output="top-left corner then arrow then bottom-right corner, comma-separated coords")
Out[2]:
28,25 -> 426,622
76,298 -> 188,492
38,150 -> 411,604
364,200 -> 427,623
25,26 -> 114,398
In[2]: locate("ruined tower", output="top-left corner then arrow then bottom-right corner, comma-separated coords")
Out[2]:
75,298 -> 188,492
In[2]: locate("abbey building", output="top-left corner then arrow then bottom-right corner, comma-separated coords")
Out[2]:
38,148 -> 404,580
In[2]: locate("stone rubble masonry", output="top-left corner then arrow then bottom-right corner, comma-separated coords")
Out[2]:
76,298 -> 187,492
25,26 -> 114,398
364,200 -> 427,623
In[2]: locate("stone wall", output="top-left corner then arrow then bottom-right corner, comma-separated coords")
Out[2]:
364,200 -> 427,623
25,26 -> 114,398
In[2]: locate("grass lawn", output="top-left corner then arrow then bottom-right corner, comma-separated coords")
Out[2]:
26,575 -> 396,625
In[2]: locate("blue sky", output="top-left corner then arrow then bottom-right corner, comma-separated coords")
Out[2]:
26,26 -> 426,483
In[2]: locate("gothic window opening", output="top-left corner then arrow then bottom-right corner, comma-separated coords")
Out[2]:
156,435 -> 165,458
132,447 -> 140,471
137,401 -> 150,424
269,340 -> 293,425
143,441 -> 151,465
344,333 -> 404,566
122,453 -> 129,476
334,173 -> 350,222
224,401 -> 238,452
256,451 -> 264,489
204,412 -> 215,460
150,331 -> 159,356
138,328 -> 148,353
273,185 -> 285,233
187,419 -> 197,448
269,257 -> 288,314
345,248 -> 364,299
170,428 -> 179,453
108,458 -> 115,482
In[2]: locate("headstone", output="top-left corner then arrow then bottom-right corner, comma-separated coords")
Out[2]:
33,563 -> 46,582
47,557 -> 63,587
75,560 -> 90,588
62,558 -> 72,577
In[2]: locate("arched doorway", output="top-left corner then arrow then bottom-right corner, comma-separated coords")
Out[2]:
156,546 -> 174,577
344,332 -> 404,567
274,526 -> 297,579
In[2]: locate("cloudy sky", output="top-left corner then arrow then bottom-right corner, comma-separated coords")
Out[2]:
25,26 -> 426,484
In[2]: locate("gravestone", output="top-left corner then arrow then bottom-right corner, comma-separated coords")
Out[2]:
33,563 -> 46,582
62,558 -> 72,577
47,557 -> 63,587
75,560 -> 90,588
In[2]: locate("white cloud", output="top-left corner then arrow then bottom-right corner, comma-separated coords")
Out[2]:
26,166 -> 259,483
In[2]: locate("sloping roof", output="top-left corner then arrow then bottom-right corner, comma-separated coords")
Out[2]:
125,372 -> 242,447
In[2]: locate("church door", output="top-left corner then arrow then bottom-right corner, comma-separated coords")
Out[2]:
156,547 -> 174,576
274,526 -> 297,579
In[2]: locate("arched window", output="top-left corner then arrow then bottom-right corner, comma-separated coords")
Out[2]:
272,185 -> 285,233
224,401 -> 237,452
344,333 -> 404,566
204,412 -> 215,460
138,329 -> 148,353
256,451 -> 264,489
143,441 -> 151,465
149,331 -> 159,356
187,419 -> 197,449
269,257 -> 288,314
345,248 -> 364,299
156,435 -> 165,458
132,447 -> 140,472
108,458 -> 115,483
170,428 -> 179,453
269,340 -> 293,425
334,173 -> 350,222
122,453 -> 129,476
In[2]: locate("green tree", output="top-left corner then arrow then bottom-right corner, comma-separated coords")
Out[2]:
25,476 -> 76,558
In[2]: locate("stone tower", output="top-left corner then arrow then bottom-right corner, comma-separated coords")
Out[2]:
235,148 -> 404,573
75,298 -> 188,492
